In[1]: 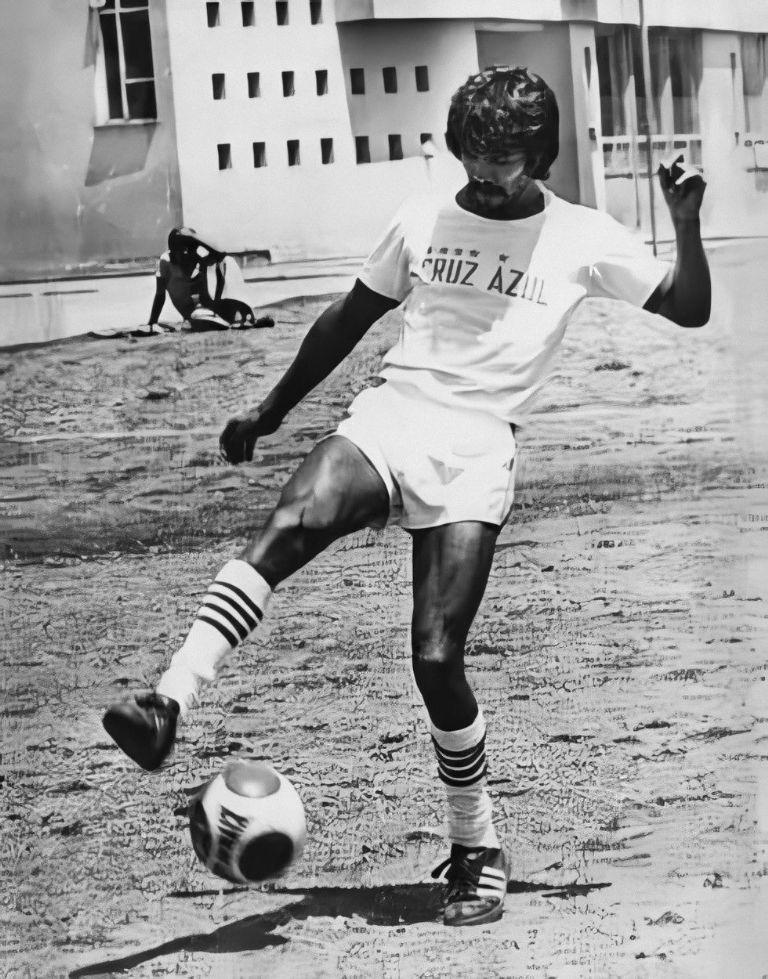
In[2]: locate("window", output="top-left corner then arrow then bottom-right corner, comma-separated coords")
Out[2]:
287,139 -> 300,165
355,135 -> 370,164
253,142 -> 267,167
420,132 -> 433,148
96,0 -> 157,121
316,69 -> 328,96
388,134 -> 403,160
276,1 -> 288,25
649,28 -> 702,133
595,26 -> 633,136
350,68 -> 365,95
212,73 -> 225,100
248,71 -> 261,98
282,71 -> 295,97
320,137 -> 334,164
383,66 -> 397,94
218,143 -> 232,169
310,0 -> 322,24
742,34 -> 768,131
415,65 -> 429,92
206,2 -> 220,27
242,2 -> 255,26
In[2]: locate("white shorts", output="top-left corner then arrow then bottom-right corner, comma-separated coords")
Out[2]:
334,380 -> 518,530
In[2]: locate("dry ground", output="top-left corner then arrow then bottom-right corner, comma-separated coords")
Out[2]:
1,243 -> 767,977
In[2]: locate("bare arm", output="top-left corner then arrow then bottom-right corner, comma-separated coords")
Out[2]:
148,278 -> 167,326
219,279 -> 400,463
644,156 -> 711,328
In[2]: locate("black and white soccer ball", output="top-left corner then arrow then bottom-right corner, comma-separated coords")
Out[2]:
188,760 -> 306,884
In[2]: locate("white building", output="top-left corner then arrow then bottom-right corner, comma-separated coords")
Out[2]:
162,0 -> 768,260
5,1 -> 768,280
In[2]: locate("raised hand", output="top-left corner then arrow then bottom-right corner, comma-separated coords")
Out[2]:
657,154 -> 706,223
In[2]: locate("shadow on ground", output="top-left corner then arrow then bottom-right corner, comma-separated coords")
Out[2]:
69,879 -> 611,976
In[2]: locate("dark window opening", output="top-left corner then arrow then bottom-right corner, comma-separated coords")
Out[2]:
282,71 -> 295,97
420,132 -> 433,149
248,71 -> 261,98
415,65 -> 429,92
253,141 -> 267,167
241,1 -> 255,26
350,68 -> 365,95
310,0 -> 322,24
218,143 -> 232,169
206,2 -> 220,27
388,133 -> 403,160
212,73 -> 225,100
316,69 -> 328,95
98,1 -> 157,120
383,66 -> 397,94
320,137 -> 334,164
355,135 -> 370,164
276,1 -> 288,25
287,139 -> 300,165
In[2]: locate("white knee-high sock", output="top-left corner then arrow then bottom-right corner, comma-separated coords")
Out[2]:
156,559 -> 271,715
431,709 -> 500,849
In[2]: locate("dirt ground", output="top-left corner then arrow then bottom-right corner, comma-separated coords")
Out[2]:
1,242 -> 767,978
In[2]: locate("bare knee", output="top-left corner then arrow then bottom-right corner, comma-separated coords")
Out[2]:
411,620 -> 465,685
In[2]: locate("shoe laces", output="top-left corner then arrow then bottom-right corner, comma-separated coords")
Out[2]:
431,850 -> 483,902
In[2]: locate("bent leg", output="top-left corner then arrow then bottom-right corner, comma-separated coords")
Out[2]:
411,521 -> 501,852
156,435 -> 388,711
410,521 -> 498,731
242,434 -> 390,587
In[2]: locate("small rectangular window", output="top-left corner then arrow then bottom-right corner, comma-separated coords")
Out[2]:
206,2 -> 220,27
383,66 -> 397,94
350,68 -> 365,95
218,143 -> 232,170
276,1 -> 288,25
320,137 -> 334,164
388,134 -> 403,161
287,139 -> 300,165
253,141 -> 267,167
310,0 -> 322,24
355,135 -> 370,164
248,71 -> 261,98
282,71 -> 295,97
212,73 -> 226,100
420,132 -> 433,145
415,65 -> 429,92
315,69 -> 328,96
241,1 -> 255,26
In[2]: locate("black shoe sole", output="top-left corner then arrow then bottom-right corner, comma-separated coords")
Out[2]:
102,707 -> 174,771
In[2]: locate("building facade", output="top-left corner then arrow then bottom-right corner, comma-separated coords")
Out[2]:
0,0 -> 183,281
4,1 -> 768,279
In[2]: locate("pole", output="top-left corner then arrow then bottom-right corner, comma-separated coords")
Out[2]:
638,0 -> 658,256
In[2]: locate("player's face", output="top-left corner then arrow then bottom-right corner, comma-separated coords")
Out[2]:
461,150 -> 531,208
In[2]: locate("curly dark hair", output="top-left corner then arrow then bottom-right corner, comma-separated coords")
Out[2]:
445,66 -> 559,180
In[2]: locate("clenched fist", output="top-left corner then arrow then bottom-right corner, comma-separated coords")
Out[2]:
218,405 -> 283,464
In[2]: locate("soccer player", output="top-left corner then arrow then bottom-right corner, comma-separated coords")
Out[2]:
103,67 -> 710,926
145,227 -> 272,333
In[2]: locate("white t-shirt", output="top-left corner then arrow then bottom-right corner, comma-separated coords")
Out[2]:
358,187 -> 669,423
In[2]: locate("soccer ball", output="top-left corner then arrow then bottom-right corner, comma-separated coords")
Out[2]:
188,759 -> 306,884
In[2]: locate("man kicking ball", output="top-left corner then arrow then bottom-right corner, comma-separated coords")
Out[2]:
103,66 -> 710,926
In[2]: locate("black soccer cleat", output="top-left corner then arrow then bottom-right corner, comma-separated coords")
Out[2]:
102,692 -> 180,771
431,844 -> 508,926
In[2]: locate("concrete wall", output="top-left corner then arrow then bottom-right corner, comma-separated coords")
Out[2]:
475,25 -> 581,204
337,19 -> 480,162
0,2 -> 183,281
335,0 -> 642,26
165,6 -> 477,260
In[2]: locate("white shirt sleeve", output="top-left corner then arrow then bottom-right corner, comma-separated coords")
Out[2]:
357,206 -> 414,303
582,215 -> 670,307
